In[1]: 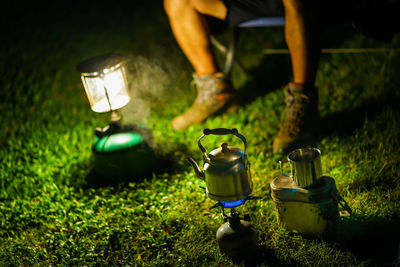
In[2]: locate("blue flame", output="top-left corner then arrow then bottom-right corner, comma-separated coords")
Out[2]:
219,197 -> 248,208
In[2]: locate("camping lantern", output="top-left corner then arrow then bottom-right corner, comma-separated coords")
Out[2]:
77,53 -> 157,179
187,128 -> 259,262
78,53 -> 130,113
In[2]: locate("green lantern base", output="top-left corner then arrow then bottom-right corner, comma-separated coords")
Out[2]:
92,130 -> 157,179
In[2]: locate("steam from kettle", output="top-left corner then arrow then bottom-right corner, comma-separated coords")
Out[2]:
120,55 -> 178,124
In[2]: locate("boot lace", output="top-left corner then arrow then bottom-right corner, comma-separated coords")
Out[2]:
281,89 -> 314,137
193,74 -> 230,105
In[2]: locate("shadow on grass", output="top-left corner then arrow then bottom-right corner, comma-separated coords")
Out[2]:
81,143 -> 192,189
318,92 -> 400,140
327,214 -> 400,265
235,53 -> 291,108
220,243 -> 294,267
254,246 -> 298,267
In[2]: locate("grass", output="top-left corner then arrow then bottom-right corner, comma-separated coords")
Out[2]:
1,1 -> 400,266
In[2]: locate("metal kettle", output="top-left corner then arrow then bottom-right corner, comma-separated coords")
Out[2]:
187,128 -> 253,202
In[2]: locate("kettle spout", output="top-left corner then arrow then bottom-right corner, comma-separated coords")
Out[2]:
186,156 -> 205,180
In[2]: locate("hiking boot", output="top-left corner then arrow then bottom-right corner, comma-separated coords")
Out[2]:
172,72 -> 236,130
273,82 -> 318,154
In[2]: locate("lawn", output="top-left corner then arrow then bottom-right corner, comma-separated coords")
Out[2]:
1,1 -> 400,266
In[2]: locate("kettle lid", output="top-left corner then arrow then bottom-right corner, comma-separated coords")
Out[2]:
207,143 -> 243,165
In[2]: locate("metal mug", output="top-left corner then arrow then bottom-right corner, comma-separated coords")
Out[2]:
284,147 -> 322,187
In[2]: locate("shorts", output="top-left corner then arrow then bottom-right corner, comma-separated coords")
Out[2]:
205,0 -> 353,34
205,0 -> 284,34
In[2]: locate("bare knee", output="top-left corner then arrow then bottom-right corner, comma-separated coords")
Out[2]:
164,0 -> 226,20
164,0 -> 193,18
282,0 -> 304,15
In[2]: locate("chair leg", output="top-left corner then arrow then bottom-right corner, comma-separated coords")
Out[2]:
210,28 -> 248,76
223,27 -> 237,76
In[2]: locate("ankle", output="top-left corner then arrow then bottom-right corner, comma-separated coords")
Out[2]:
288,82 -> 317,95
195,71 -> 222,78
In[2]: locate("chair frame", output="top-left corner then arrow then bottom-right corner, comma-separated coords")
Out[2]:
211,17 -> 285,76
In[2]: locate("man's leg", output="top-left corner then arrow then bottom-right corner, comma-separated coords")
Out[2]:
164,0 -> 236,130
273,0 -> 322,153
284,0 -> 321,85
164,0 -> 226,75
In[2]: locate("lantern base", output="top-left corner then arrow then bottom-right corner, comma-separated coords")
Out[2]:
92,122 -> 157,179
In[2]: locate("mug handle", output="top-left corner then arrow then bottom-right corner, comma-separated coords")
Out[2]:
279,159 -> 293,177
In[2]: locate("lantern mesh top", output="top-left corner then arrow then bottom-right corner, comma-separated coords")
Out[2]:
77,53 -> 125,74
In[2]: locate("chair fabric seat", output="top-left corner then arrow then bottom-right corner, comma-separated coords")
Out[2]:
238,17 -> 285,28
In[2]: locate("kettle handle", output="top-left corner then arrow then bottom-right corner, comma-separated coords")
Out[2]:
198,128 -> 247,161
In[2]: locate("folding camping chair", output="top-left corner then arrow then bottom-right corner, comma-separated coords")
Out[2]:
210,16 -> 285,76
210,4 -> 400,77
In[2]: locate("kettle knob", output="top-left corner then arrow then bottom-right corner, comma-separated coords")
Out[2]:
221,143 -> 229,154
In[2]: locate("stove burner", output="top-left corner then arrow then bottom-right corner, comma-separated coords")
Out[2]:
219,197 -> 248,208
209,195 -> 261,210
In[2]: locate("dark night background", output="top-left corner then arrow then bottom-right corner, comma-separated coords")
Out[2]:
1,0 -> 400,266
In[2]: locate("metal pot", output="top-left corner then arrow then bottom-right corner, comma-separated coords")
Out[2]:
270,175 -> 340,236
